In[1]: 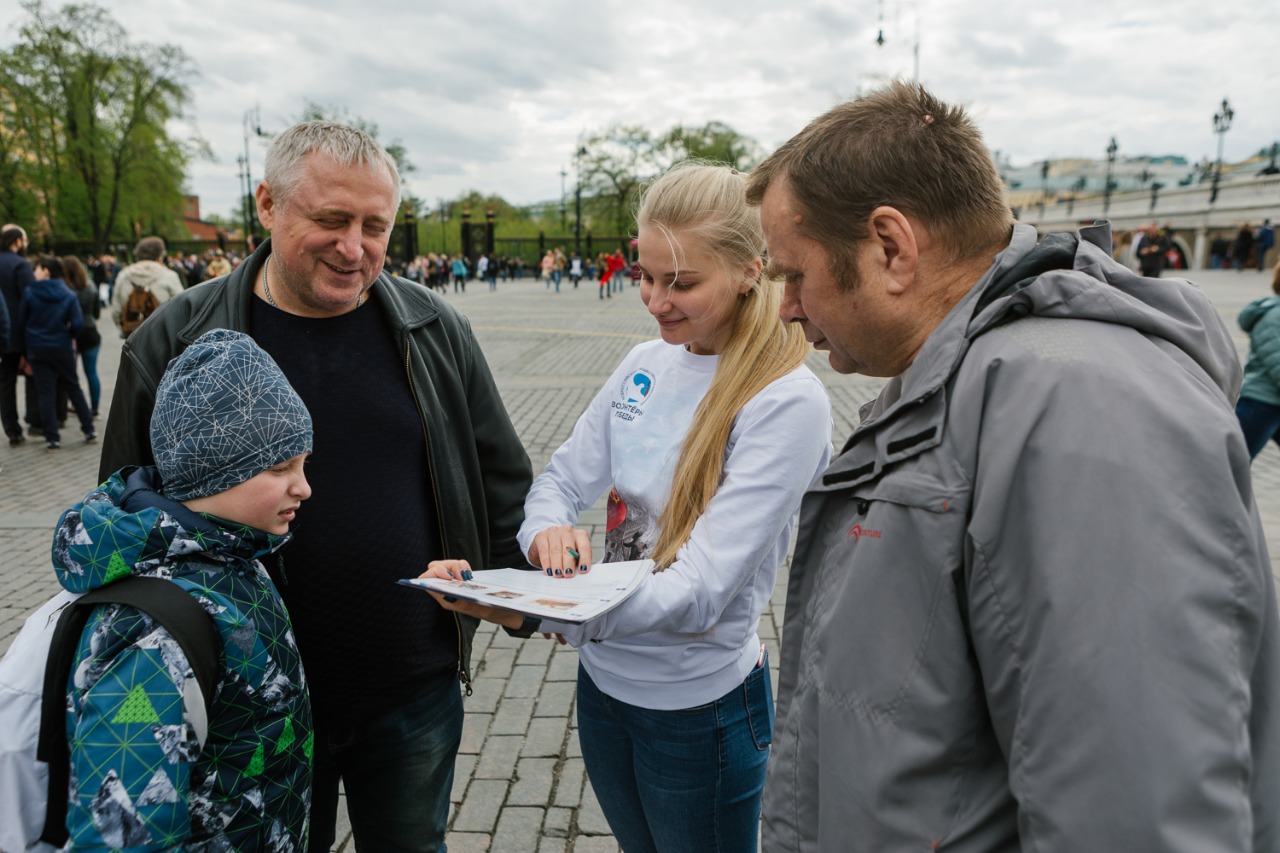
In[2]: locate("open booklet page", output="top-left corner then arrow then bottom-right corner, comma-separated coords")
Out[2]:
398,560 -> 655,624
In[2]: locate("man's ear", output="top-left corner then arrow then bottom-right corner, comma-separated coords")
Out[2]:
255,181 -> 276,231
867,206 -> 919,294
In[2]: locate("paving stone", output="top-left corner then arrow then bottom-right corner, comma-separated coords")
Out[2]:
546,648 -> 581,682
490,695 -> 535,735
508,757 -> 557,806
451,778 -> 509,832
543,806 -> 573,838
491,806 -> 547,852
554,758 -> 585,809
475,734 -> 524,779
504,663 -> 549,698
521,716 -> 570,758
443,833 -> 492,853
534,681 -> 576,718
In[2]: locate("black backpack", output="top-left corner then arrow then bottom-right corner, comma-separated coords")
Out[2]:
0,577 -> 220,849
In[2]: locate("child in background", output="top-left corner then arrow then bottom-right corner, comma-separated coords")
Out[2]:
53,328 -> 315,850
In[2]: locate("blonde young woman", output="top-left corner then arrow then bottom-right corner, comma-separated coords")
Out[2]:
424,162 -> 832,852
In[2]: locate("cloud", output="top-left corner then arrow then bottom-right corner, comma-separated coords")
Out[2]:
0,0 -> 1270,219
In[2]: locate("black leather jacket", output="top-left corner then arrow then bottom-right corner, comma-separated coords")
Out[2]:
99,239 -> 533,690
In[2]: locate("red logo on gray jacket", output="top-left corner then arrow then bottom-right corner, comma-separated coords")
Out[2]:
846,524 -> 882,542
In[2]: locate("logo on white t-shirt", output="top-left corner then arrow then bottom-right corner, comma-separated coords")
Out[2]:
622,369 -> 655,404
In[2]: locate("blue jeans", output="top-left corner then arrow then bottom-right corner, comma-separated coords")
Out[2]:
576,657 -> 773,852
79,345 -> 100,414
1237,396 -> 1280,459
308,672 -> 463,852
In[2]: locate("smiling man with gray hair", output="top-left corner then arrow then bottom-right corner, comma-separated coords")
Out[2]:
101,120 -> 533,852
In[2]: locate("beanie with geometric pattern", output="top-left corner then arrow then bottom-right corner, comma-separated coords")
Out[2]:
150,328 -> 313,501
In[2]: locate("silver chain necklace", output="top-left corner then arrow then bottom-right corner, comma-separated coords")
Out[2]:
262,256 -> 363,309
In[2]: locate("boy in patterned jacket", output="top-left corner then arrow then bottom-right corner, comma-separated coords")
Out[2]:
52,328 -> 314,850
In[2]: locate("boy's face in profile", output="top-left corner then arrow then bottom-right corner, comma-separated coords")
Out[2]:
184,453 -> 311,535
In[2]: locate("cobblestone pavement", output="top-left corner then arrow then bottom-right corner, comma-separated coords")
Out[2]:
2,268 -> 1278,851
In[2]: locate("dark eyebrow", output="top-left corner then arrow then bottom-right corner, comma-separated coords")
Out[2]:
763,260 -> 795,279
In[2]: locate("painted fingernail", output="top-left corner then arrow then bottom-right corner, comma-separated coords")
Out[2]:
554,569 -> 563,577
444,595 -> 458,603
462,570 -> 474,581
545,568 -> 553,576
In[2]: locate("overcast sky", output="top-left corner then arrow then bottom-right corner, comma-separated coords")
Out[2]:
2,0 -> 1273,219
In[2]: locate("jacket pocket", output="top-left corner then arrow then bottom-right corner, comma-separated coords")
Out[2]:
803,472 -> 973,724
743,652 -> 774,750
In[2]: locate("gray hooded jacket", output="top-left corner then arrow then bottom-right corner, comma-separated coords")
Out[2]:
765,223 -> 1279,851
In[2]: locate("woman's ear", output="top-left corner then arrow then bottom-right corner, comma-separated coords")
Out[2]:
741,257 -> 764,294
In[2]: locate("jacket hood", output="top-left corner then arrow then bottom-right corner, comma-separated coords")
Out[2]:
894,222 -> 1240,416
825,221 -> 1241,487
53,466 -> 288,594
1239,295 -> 1280,334
26,277 -> 72,306
122,260 -> 177,288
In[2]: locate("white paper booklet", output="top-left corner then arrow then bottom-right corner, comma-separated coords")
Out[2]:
398,560 -> 655,624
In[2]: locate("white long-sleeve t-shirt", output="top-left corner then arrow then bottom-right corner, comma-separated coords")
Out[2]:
518,340 -> 832,709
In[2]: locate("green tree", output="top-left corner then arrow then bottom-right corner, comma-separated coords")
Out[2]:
578,125 -> 657,235
659,121 -> 765,170
0,1 -> 203,250
577,120 -> 764,236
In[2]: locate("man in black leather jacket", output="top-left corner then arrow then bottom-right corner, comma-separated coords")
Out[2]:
100,120 -> 532,853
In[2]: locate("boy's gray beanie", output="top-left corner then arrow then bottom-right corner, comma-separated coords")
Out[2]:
151,329 -> 312,501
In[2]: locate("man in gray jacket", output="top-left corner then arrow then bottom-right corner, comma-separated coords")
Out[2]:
101,121 -> 532,852
748,81 -> 1279,851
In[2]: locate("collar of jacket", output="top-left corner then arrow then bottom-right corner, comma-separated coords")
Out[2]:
817,222 -> 1100,492
173,237 -> 443,347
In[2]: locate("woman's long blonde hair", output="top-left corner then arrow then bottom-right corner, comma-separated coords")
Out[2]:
639,161 -> 810,569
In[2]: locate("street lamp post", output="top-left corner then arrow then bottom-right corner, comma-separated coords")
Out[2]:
437,198 -> 448,255
560,167 -> 568,232
236,154 -> 251,243
1039,160 -> 1050,215
1211,97 -> 1234,205
1103,137 -> 1118,218
574,145 -> 587,256
242,108 -> 262,239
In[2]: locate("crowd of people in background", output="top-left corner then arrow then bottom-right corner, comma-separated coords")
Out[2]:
392,247 -> 640,295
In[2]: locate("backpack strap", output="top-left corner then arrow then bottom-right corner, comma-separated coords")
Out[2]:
36,577 -> 221,847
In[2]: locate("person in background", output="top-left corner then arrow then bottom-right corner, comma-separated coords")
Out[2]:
747,81 -> 1279,851
62,255 -> 102,418
1136,222 -> 1170,278
1,225 -> 38,444
18,255 -> 94,450
109,236 -> 183,337
1235,222 -> 1256,272
425,162 -> 832,853
1257,219 -> 1275,272
1235,260 -> 1280,458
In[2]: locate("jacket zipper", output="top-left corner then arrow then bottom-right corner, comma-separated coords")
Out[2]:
403,338 -> 473,696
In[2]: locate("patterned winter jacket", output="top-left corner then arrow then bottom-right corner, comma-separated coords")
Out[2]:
53,466 -> 312,851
